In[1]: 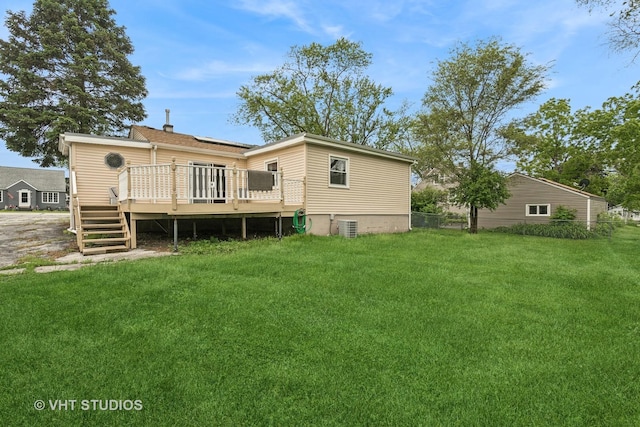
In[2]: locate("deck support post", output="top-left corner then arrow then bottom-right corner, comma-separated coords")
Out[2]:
130,216 -> 137,249
193,221 -> 197,240
277,213 -> 283,240
173,217 -> 178,252
241,216 -> 247,240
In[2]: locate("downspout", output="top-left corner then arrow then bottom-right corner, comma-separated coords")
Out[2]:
587,198 -> 592,230
59,134 -> 75,232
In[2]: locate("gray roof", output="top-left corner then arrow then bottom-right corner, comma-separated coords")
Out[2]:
0,166 -> 66,192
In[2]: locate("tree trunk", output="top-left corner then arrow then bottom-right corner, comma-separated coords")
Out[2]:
469,205 -> 478,234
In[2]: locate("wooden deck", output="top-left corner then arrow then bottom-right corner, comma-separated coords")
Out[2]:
117,161 -> 305,216
113,162 -> 305,247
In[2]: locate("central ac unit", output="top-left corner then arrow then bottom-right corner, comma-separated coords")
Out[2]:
338,220 -> 358,238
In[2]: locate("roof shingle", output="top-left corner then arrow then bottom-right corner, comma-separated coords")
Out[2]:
0,166 -> 66,191
130,125 -> 252,154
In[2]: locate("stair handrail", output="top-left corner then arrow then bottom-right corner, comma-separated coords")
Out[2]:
74,196 -> 84,252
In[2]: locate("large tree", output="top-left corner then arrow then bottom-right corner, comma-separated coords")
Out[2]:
504,98 -> 610,196
0,0 -> 147,167
412,38 -> 550,233
585,90 -> 640,209
232,37 -> 408,149
576,0 -> 640,58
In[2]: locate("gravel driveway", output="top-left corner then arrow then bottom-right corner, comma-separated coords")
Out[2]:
0,212 -> 75,268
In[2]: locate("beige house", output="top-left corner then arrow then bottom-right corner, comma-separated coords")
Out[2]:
412,168 -> 467,216
59,124 -> 414,254
478,172 -> 608,229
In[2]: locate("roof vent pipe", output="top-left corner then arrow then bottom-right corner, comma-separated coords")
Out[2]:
163,109 -> 174,133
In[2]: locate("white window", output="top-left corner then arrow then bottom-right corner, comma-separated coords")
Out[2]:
42,192 -> 59,204
265,159 -> 278,188
329,156 -> 349,187
265,159 -> 278,172
0,191 -> 3,203
526,204 -> 550,216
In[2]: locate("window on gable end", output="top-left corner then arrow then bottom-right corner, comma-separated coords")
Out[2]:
526,204 -> 550,216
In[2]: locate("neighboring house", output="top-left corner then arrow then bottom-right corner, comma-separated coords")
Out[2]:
58,122 -> 414,254
478,172 -> 608,229
0,166 -> 67,211
608,205 -> 640,222
413,168 -> 467,216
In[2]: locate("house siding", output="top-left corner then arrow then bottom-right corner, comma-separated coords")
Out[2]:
72,144 -> 152,205
72,142 -> 250,205
7,181 -> 37,209
478,174 -> 607,229
304,144 -> 411,235
246,143 -> 305,180
590,198 -> 608,222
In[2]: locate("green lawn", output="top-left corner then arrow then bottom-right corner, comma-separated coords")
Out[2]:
1,227 -> 639,426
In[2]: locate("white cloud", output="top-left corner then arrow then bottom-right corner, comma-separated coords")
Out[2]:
322,24 -> 350,40
235,0 -> 349,39
172,61 -> 276,81
368,1 -> 406,23
235,0 -> 314,33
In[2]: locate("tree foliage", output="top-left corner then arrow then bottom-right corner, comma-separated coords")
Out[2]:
411,186 -> 448,213
233,37 -> 409,149
506,98 -> 577,178
509,87 -> 640,209
593,89 -> 640,209
503,98 -> 609,196
449,162 -> 510,233
411,38 -> 549,232
0,0 -> 147,167
576,0 -> 640,58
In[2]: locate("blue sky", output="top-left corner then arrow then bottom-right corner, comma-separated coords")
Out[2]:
1,0 -> 638,174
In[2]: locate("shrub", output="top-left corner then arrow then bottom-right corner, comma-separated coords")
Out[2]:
550,205 -> 577,225
493,222 -> 597,239
411,187 -> 447,213
597,212 -> 625,228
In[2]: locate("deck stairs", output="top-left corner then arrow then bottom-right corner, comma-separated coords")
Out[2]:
77,205 -> 131,255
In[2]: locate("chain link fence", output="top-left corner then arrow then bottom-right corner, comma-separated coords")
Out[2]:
411,212 -> 467,230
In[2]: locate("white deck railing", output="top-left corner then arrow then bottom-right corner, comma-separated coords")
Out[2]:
117,162 -> 304,207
